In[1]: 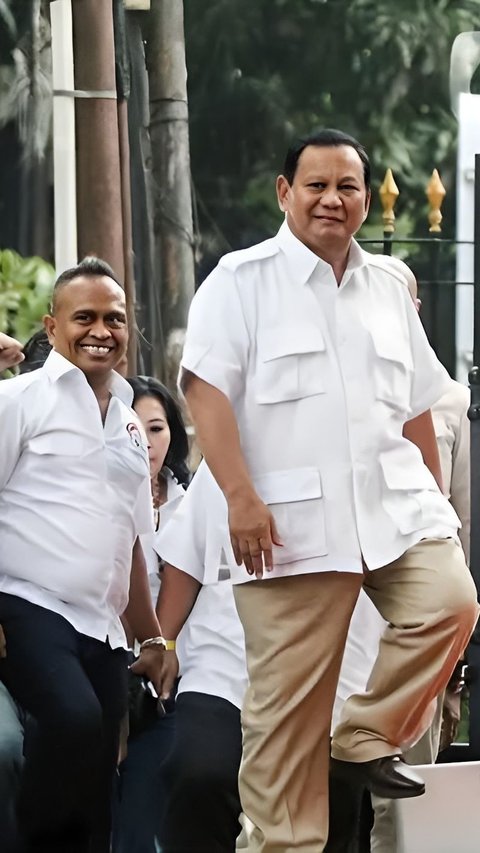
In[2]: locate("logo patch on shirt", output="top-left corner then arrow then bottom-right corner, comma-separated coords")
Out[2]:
126,422 -> 143,448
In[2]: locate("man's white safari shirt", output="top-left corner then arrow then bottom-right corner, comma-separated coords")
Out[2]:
0,350 -> 153,646
181,221 -> 460,583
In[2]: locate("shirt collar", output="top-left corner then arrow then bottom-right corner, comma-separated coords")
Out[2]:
44,349 -> 133,407
275,220 -> 322,285
275,219 -> 366,285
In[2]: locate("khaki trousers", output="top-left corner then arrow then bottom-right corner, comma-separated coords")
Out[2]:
233,539 -> 478,853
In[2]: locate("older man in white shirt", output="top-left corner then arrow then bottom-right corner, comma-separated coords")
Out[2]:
180,128 -> 479,853
0,258 -> 167,853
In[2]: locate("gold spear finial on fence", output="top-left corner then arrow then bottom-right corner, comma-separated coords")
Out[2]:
426,169 -> 446,233
379,168 -> 399,234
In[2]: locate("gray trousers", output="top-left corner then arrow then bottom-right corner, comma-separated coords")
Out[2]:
0,681 -> 24,852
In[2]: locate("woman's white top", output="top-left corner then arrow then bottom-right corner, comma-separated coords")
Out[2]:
156,463 -> 248,709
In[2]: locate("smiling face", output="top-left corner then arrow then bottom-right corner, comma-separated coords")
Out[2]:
133,394 -> 171,480
276,144 -> 371,259
43,275 -> 128,383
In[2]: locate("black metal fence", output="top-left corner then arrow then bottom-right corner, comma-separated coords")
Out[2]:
359,161 -> 480,763
357,234 -> 473,381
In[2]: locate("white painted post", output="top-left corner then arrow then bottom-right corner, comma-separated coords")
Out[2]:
51,0 -> 77,273
455,93 -> 480,382
451,32 -> 480,381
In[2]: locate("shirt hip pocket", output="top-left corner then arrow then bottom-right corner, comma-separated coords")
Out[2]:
379,448 -> 442,534
253,467 -> 328,564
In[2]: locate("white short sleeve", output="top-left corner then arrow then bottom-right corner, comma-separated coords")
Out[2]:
133,474 -> 154,536
155,461 -> 233,585
181,265 -> 249,403
156,482 -> 206,583
404,289 -> 451,418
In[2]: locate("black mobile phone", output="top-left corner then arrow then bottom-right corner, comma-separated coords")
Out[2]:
128,670 -> 165,737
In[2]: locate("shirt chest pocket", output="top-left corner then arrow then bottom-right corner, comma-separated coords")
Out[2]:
28,432 -> 87,456
254,467 -> 327,564
370,324 -> 413,411
255,324 -> 327,404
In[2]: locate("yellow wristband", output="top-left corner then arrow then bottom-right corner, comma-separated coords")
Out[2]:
165,639 -> 176,651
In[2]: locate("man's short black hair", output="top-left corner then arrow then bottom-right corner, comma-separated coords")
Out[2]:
282,128 -> 371,191
51,256 -> 123,314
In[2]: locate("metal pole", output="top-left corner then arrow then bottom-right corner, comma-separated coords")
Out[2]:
467,154 -> 480,759
429,239 -> 441,362
474,154 -> 480,368
118,98 -> 137,373
468,365 -> 480,760
114,0 -> 137,373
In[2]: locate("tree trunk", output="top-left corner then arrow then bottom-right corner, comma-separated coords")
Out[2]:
145,0 -> 195,386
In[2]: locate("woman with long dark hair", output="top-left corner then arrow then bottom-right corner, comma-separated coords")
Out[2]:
114,375 -> 189,853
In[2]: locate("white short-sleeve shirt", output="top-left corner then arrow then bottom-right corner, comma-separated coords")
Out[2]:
0,350 -> 153,648
181,221 -> 460,583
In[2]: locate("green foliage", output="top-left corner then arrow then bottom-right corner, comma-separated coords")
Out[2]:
0,248 -> 54,342
184,0 -> 479,273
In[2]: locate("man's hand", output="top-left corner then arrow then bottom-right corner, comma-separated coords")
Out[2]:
0,333 -> 24,372
228,489 -> 283,579
130,646 -> 165,697
156,650 -> 179,701
0,624 -> 6,658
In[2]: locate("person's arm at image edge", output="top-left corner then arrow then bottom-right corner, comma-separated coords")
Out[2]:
0,333 -> 24,372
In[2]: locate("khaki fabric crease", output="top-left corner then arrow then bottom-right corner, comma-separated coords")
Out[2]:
332,539 -> 477,762
234,539 -> 478,853
234,571 -> 363,853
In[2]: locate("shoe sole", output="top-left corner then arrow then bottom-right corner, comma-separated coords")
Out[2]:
367,780 -> 426,799
330,759 -> 426,800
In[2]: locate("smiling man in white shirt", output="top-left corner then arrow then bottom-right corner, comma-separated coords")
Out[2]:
0,258 -> 167,853
180,129 -> 479,852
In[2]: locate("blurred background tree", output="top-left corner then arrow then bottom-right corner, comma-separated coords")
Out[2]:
0,0 -> 52,261
184,0 -> 479,275
0,250 -> 54,342
0,0 -> 479,336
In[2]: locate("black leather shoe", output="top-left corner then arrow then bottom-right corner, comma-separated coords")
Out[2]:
330,755 -> 426,799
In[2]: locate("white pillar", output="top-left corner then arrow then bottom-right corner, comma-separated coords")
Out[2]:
51,0 -> 77,273
455,93 -> 480,382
